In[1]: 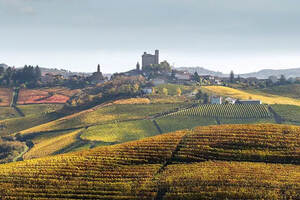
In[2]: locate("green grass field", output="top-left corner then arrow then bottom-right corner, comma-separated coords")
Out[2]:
271,104 -> 300,123
18,104 -> 63,116
19,103 -> 183,135
81,120 -> 159,143
156,115 -> 217,133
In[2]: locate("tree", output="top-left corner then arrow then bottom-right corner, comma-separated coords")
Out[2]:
230,70 -> 235,83
193,72 -> 200,82
162,88 -> 168,95
196,90 -> 203,100
176,88 -> 182,96
203,93 -> 209,104
279,75 -> 286,85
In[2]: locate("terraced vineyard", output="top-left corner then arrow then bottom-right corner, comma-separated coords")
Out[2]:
0,124 -> 299,199
166,104 -> 272,119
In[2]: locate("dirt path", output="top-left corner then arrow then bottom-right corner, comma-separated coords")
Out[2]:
12,142 -> 29,162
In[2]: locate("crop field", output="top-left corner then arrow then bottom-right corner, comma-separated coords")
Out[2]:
168,104 -> 272,119
0,88 -> 13,106
271,104 -> 300,124
0,124 -> 299,199
19,103 -> 183,135
202,86 -> 300,106
81,120 -> 159,143
17,87 -> 75,104
18,104 -> 63,116
156,115 -> 217,133
0,107 -> 19,121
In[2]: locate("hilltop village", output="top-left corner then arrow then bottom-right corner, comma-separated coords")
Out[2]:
1,50 -> 298,107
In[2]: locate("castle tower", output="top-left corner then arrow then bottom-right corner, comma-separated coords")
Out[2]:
155,50 -> 159,64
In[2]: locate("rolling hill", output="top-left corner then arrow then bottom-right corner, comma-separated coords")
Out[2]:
0,124 -> 299,199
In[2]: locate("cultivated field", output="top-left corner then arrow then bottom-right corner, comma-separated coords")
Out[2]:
167,104 -> 271,118
19,103 -> 182,135
0,124 -> 298,199
202,86 -> 300,106
0,88 -> 13,106
0,107 -> 19,121
81,120 -> 159,143
17,87 -> 77,104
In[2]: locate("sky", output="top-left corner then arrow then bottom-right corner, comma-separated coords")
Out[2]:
0,0 -> 300,74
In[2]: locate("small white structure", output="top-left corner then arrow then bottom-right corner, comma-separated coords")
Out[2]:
225,97 -> 236,104
211,96 -> 222,104
142,88 -> 153,94
175,73 -> 191,80
237,100 -> 262,104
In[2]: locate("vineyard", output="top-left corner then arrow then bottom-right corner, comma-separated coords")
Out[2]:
165,104 -> 272,119
0,124 -> 299,199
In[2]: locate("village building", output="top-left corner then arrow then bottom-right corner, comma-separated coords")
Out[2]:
210,96 -> 222,104
142,88 -> 153,94
225,97 -> 237,104
152,78 -> 166,86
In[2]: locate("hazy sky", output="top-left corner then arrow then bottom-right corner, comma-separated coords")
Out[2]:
0,0 -> 300,73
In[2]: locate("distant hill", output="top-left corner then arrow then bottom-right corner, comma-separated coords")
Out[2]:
40,67 -> 91,77
177,66 -> 300,79
240,68 -> 300,79
0,63 -> 9,69
176,66 -> 227,77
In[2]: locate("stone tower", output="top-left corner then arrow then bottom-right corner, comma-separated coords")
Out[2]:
142,50 -> 160,68
97,64 -> 100,73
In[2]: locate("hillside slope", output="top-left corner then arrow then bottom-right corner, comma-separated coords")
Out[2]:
202,86 -> 300,106
0,124 -> 299,200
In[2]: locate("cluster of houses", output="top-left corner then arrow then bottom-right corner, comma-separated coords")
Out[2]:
210,96 -> 262,105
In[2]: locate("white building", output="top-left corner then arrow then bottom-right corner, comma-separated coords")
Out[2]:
142,88 -> 153,94
152,78 -> 165,86
211,96 -> 222,104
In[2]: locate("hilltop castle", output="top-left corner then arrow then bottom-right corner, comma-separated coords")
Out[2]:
142,50 -> 159,68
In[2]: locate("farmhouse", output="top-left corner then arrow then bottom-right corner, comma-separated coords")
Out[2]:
210,96 -> 222,104
152,78 -> 166,86
142,88 -> 153,94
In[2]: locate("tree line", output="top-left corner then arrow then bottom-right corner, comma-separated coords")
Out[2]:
0,65 -> 41,88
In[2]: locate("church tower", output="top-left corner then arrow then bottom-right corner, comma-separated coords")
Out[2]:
97,64 -> 101,73
136,62 -> 140,71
